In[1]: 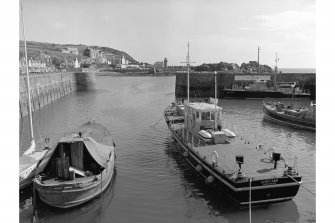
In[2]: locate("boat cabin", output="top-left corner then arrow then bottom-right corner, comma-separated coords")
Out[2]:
184,102 -> 223,135
40,134 -> 106,181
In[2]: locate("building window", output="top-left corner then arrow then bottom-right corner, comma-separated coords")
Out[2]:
196,111 -> 199,119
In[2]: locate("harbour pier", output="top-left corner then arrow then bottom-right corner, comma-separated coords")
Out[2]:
175,72 -> 316,99
19,71 -> 96,118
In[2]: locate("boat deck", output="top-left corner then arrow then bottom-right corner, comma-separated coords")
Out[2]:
191,142 -> 286,180
173,126 -> 288,180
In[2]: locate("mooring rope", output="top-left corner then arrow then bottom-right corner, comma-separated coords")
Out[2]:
287,175 -> 315,196
151,114 -> 165,127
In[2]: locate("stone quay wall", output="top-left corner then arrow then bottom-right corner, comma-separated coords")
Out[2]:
175,72 -> 316,99
19,73 -> 74,118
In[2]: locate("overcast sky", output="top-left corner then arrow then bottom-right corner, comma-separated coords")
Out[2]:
19,0 -> 315,68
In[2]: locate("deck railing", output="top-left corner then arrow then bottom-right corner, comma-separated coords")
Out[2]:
181,128 -> 207,148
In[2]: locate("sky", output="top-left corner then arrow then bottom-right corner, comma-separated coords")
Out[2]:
19,0 -> 315,68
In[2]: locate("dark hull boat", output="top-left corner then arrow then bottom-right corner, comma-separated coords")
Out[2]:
222,89 -> 310,99
165,43 -> 301,207
263,101 -> 316,131
34,121 -> 116,208
165,103 -> 301,206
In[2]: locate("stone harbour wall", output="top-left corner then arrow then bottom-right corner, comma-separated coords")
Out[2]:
19,73 -> 74,118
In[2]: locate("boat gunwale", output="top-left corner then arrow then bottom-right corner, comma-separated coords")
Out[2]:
37,165 -> 115,208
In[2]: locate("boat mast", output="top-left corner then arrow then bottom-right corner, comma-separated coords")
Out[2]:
257,46 -> 260,74
274,52 -> 279,90
21,1 -> 34,141
187,42 -> 190,102
181,42 -> 195,103
214,71 -> 217,131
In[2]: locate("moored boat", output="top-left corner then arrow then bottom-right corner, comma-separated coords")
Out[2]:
263,100 -> 316,131
164,43 -> 301,207
34,121 -> 116,208
20,140 -> 50,190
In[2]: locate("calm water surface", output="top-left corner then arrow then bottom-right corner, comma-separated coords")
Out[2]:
20,76 -> 315,223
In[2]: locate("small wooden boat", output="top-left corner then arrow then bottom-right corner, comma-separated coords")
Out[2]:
198,130 -> 212,142
263,100 -> 316,131
222,129 -> 236,138
164,43 -> 301,207
34,121 -> 116,208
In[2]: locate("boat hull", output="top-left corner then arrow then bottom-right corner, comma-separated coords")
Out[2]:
165,115 -> 301,206
20,166 -> 36,190
263,104 -> 315,131
35,160 -> 115,208
20,149 -> 49,190
222,90 -> 310,99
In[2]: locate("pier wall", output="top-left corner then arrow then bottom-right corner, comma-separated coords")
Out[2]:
19,73 -> 74,118
19,71 -> 97,118
175,72 -> 316,99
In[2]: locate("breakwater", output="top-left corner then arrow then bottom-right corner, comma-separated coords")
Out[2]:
19,71 -> 96,118
175,72 -> 316,99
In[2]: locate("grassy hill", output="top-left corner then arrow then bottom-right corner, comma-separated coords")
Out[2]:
19,40 -> 137,64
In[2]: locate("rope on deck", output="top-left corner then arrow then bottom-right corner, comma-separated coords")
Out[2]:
287,175 -> 315,196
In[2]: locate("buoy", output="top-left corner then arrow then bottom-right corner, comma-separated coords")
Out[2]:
211,151 -> 218,166
195,165 -> 202,172
205,175 -> 214,184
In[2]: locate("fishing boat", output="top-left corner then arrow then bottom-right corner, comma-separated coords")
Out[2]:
263,100 -> 316,131
34,121 -> 116,208
164,43 -> 301,206
222,52 -> 311,99
222,82 -> 311,99
19,4 -> 50,190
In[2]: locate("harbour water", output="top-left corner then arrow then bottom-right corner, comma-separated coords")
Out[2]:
19,75 -> 315,223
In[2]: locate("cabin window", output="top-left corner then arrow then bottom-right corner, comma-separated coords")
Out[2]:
201,112 -> 205,120
205,112 -> 211,120
211,112 -> 215,120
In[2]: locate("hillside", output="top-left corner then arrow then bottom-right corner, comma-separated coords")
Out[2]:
19,40 -> 137,64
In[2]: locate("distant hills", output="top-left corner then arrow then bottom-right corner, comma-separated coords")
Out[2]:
19,40 -> 137,64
